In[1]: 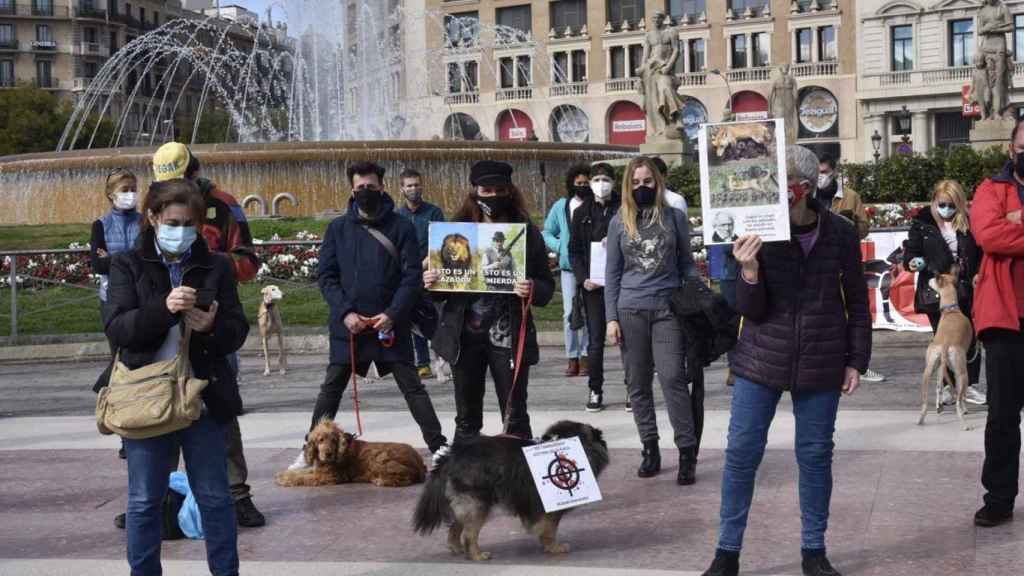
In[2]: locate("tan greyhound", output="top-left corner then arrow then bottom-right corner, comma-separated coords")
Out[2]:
918,272 -> 974,430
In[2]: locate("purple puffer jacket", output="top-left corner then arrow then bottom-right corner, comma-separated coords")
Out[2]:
730,203 -> 871,393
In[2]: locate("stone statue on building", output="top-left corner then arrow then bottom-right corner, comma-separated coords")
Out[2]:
637,10 -> 684,140
768,64 -> 799,143
977,0 -> 1015,120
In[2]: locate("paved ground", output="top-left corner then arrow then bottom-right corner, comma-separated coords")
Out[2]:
1,331 -> 1022,576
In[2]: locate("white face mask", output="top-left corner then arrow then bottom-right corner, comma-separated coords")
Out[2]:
817,173 -> 834,189
591,180 -> 613,199
113,191 -> 137,211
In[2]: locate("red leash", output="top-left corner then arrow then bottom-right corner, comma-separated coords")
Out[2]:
502,283 -> 534,436
349,333 -> 364,436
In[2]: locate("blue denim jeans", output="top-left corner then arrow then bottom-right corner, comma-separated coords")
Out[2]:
717,376 -> 841,553
560,270 -> 587,359
124,415 -> 239,576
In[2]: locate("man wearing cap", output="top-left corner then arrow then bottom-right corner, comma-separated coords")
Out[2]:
151,142 -> 264,528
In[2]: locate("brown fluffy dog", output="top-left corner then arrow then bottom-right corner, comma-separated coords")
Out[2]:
276,419 -> 426,487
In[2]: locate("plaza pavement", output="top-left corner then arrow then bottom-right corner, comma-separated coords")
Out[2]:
0,331 -> 1022,575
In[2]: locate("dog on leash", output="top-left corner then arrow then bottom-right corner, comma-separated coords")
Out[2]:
276,419 -> 426,487
258,285 -> 287,376
413,421 -> 609,561
918,272 -> 974,430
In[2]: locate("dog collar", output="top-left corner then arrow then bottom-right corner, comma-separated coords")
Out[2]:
264,301 -> 275,310
939,303 -> 960,314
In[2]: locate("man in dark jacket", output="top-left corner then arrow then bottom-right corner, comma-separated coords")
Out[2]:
395,167 -> 446,378
702,146 -> 871,576
288,162 -> 448,470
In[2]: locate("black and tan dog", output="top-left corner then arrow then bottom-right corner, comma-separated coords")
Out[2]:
413,421 -> 609,561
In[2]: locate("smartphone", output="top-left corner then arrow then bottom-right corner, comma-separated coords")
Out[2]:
195,288 -> 216,311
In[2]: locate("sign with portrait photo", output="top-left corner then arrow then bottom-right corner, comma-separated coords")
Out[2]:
698,118 -> 790,245
427,222 -> 527,293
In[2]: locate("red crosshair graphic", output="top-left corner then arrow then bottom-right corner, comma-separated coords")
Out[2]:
543,453 -> 586,496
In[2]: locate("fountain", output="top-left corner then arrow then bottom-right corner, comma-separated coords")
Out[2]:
0,2 -> 636,226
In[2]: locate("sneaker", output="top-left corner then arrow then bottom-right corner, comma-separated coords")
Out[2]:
287,448 -> 310,471
966,385 -> 987,406
802,553 -> 842,576
114,513 -> 126,529
431,444 -> 450,470
941,387 -> 954,406
585,391 -> 604,412
235,497 -> 266,528
417,365 -> 434,379
625,398 -> 632,412
701,551 -> 739,576
861,369 -> 885,382
974,503 -> 1013,527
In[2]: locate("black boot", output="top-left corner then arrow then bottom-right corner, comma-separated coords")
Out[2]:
637,440 -> 661,478
677,446 -> 697,485
701,550 -> 739,576
801,551 -> 841,576
235,497 -> 266,527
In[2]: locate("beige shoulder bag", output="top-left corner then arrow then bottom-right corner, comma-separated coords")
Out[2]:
96,326 -> 209,440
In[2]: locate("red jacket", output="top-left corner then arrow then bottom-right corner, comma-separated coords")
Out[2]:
197,178 -> 259,283
970,164 -> 1024,335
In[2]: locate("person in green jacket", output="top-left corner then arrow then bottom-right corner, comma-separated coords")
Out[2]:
543,163 -> 591,377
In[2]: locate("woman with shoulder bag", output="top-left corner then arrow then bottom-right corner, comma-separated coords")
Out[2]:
424,160 -> 555,442
106,178 -> 248,576
904,179 -> 984,405
605,156 -> 700,485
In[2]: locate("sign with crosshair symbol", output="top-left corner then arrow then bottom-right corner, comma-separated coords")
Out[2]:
523,436 -> 602,512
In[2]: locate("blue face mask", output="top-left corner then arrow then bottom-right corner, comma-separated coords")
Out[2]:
157,224 -> 197,255
937,205 -> 957,220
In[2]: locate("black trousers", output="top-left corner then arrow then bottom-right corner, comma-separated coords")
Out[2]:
451,342 -> 531,442
926,310 -> 981,386
310,362 -> 447,452
980,326 -> 1024,511
582,287 -> 607,394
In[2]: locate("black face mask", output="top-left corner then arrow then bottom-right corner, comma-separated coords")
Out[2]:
476,195 -> 513,219
571,184 -> 592,199
632,185 -> 657,207
354,188 -> 382,215
1014,153 -> 1024,180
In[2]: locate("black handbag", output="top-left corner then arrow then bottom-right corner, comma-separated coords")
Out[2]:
569,289 -> 586,330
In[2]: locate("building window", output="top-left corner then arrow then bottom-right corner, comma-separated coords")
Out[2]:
0,24 -> 12,46
0,59 -> 13,86
517,55 -> 531,86
499,57 -> 531,88
551,0 -> 586,32
109,31 -> 118,52
752,32 -> 769,67
610,45 -> 625,77
447,61 -> 478,93
689,38 -> 706,72
608,0 -> 644,25
891,25 -> 913,71
949,19 -> 973,67
795,28 -> 812,63
728,0 -> 767,16
84,27 -> 97,43
571,49 -> 586,81
35,24 -> 50,42
668,0 -> 706,19
818,26 -> 836,61
496,5 -> 532,36
445,11 -> 479,47
84,61 -> 98,78
138,6 -> 144,24
109,0 -> 117,16
0,0 -> 12,12
33,0 -> 53,16
731,34 -> 747,69
553,51 -> 569,83
1015,15 -> 1024,62
628,44 -> 644,76
36,59 -> 51,87
464,61 -> 478,91
935,110 -> 972,147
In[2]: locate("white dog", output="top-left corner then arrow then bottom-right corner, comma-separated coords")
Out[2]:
258,285 -> 287,376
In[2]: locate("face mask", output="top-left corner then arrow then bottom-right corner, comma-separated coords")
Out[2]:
817,173 -> 834,189
632,185 -> 657,207
354,188 -> 382,215
591,180 -> 613,199
156,224 -> 197,255
937,205 -> 958,220
476,195 -> 513,219
571,184 -> 592,199
113,192 -> 137,211
788,183 -> 807,208
402,187 -> 423,204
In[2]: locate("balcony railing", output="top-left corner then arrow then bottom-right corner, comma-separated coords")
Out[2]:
862,66 -> 972,90
0,38 -> 17,49
0,3 -> 68,17
0,77 -> 14,87
75,41 -> 109,57
72,76 -> 117,93
0,4 -> 14,15
605,77 -> 637,93
30,40 -> 56,50
726,66 -> 773,83
36,77 -> 56,89
679,72 -> 707,86
444,91 -> 479,105
495,86 -> 533,101
75,6 -> 106,19
791,61 -> 838,78
116,13 -> 142,28
549,81 -> 588,97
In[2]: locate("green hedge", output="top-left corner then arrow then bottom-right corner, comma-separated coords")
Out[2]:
842,146 -> 1008,203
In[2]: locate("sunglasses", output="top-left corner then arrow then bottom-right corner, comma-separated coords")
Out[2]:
937,202 -> 956,210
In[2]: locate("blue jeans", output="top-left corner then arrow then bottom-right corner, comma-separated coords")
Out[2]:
124,415 -> 239,576
412,333 -> 431,368
560,270 -> 587,359
717,376 -> 840,553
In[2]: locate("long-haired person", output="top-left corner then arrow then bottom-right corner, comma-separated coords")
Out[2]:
604,156 -> 699,485
425,161 -> 554,441
904,179 -> 984,404
91,168 -> 142,355
106,178 -> 247,576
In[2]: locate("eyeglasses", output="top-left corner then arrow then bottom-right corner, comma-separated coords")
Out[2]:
937,202 -> 956,210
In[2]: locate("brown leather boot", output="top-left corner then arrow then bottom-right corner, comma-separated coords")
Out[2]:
564,358 -> 580,376
579,357 -> 589,377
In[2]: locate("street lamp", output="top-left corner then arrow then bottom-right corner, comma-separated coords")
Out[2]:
709,68 -> 734,121
871,129 -> 882,162
896,105 -> 912,145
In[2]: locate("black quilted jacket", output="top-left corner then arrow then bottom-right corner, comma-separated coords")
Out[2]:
730,201 -> 871,392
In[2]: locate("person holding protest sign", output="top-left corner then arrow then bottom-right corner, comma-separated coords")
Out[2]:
605,156 -> 700,485
424,161 -> 555,442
